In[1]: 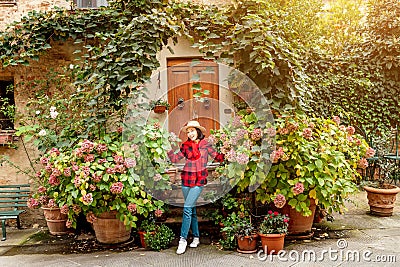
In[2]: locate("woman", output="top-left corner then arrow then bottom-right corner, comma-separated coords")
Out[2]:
168,120 -> 224,255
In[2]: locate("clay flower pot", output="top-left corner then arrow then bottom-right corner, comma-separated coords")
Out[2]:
237,234 -> 258,253
364,184 -> 400,216
259,233 -> 285,255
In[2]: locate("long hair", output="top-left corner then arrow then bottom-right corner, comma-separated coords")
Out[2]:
196,128 -> 205,140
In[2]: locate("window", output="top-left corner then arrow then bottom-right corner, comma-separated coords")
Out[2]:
73,0 -> 108,8
0,80 -> 15,130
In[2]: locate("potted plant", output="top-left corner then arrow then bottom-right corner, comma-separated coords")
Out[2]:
138,218 -> 157,248
233,217 -> 258,253
144,223 -> 175,251
28,130 -> 165,243
258,211 -> 289,254
363,128 -> 400,216
256,110 -> 375,234
149,99 -> 170,114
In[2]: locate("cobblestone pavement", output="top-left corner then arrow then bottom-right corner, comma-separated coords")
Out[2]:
1,191 -> 399,267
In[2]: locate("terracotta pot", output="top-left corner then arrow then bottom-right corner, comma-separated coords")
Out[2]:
41,207 -> 68,235
259,233 -> 285,254
92,211 -> 131,244
153,105 -> 167,114
364,184 -> 400,216
138,231 -> 156,248
237,234 -> 258,253
281,198 -> 316,235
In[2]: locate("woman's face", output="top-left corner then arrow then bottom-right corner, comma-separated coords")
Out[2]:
186,127 -> 198,141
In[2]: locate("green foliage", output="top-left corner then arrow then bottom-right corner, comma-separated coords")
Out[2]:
144,224 -> 175,251
256,110 -> 373,215
258,211 -> 289,235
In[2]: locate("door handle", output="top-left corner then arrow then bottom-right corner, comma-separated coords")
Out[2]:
177,97 -> 185,109
204,98 -> 210,109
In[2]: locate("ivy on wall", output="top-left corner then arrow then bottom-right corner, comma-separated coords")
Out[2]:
0,0 -> 399,132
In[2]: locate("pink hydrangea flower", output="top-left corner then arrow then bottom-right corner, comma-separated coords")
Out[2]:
124,158 -> 136,168
38,186 -> 47,194
265,127 -> 276,137
251,128 -> 263,141
27,198 -> 39,209
96,143 -> 108,153
63,167 -> 71,177
66,219 -> 73,228
60,204 -> 69,215
292,182 -> 305,195
347,126 -> 355,135
81,139 -> 95,153
86,212 -> 97,224
236,153 -> 249,165
47,199 -> 57,208
52,168 -> 61,177
274,194 -> 286,209
106,167 -> 116,174
154,208 -> 164,218
302,128 -> 313,139
48,175 -> 60,186
128,203 -> 137,213
49,147 -> 60,157
113,155 -> 124,164
270,147 -> 284,163
98,158 -> 107,164
40,157 -> 49,165
82,193 -> 93,205
332,116 -> 340,125
110,182 -> 124,194
92,173 -> 102,183
84,154 -> 95,163
75,148 -> 84,158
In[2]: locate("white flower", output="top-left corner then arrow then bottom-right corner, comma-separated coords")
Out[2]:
69,64 -> 74,69
50,106 -> 57,112
50,111 -> 59,119
38,129 -> 47,136
35,110 -> 41,115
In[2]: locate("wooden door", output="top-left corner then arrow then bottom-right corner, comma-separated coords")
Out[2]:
167,58 -> 219,141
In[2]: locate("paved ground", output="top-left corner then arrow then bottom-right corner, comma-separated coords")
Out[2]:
1,191 -> 400,266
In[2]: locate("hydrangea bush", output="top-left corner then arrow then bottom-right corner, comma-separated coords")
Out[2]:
257,110 -> 375,216
28,131 -> 164,229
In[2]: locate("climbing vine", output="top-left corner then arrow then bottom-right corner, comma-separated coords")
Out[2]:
0,0 -> 399,132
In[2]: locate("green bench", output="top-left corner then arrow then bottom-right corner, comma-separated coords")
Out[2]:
0,184 -> 30,241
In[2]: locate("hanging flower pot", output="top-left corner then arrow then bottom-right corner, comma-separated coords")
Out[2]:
153,105 -> 167,114
92,211 -> 131,244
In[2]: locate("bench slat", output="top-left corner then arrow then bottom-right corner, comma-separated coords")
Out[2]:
0,184 -> 30,188
0,189 -> 31,194
0,210 -> 25,215
0,203 -> 28,208
0,194 -> 29,198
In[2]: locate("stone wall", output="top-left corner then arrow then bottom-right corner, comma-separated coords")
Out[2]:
0,0 -> 69,30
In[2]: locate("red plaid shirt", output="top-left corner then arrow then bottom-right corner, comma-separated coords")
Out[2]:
168,139 -> 224,187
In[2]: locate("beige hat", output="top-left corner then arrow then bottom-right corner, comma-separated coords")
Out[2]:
181,120 -> 206,134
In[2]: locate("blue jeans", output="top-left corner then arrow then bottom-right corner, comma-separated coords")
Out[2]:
180,186 -> 203,239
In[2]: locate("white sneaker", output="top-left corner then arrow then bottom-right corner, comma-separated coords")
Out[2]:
189,237 -> 200,248
176,239 -> 187,254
